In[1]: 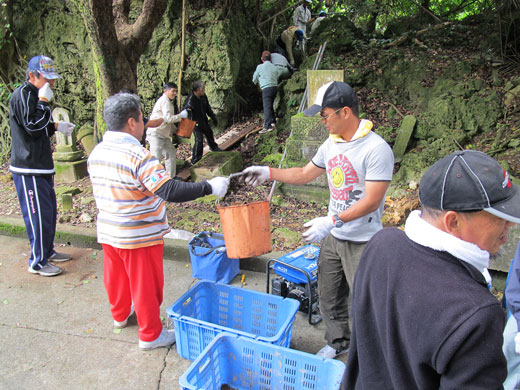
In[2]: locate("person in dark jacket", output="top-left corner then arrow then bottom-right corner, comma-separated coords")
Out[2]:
9,55 -> 76,277
183,80 -> 221,164
344,150 -> 519,390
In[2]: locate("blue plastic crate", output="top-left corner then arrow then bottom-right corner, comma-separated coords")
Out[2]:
167,281 -> 300,361
273,244 -> 320,283
179,333 -> 346,390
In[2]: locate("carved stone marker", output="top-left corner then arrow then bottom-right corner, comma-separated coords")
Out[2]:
307,70 -> 344,108
393,115 -> 417,163
51,108 -> 88,183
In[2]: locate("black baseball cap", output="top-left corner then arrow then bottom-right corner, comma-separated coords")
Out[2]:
419,150 -> 520,223
304,81 -> 359,116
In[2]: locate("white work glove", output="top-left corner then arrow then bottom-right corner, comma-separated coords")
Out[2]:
515,332 -> 520,355
57,122 -> 76,136
38,82 -> 54,102
302,216 -> 335,243
208,177 -> 230,199
242,166 -> 270,187
179,109 -> 188,119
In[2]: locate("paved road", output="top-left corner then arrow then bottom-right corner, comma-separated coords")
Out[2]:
0,234 -> 345,389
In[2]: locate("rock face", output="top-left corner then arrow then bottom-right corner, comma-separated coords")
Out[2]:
10,1 -> 260,136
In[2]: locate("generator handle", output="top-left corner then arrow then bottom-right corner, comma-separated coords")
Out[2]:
266,259 -> 321,325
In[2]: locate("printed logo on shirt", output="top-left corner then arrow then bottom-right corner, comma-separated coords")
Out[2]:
327,154 -> 360,207
150,172 -> 163,183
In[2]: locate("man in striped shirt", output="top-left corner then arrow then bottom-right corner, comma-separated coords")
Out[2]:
88,92 -> 229,350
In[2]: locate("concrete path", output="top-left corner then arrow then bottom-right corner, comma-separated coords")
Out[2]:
0,234 -> 346,390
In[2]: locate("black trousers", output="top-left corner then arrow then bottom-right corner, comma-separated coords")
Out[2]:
13,173 -> 57,270
262,86 -> 277,130
192,122 -> 219,164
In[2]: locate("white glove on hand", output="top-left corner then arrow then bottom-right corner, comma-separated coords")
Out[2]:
242,166 -> 270,187
515,332 -> 520,355
57,122 -> 76,136
179,109 -> 188,119
208,177 -> 230,199
302,216 -> 335,243
38,82 -> 54,102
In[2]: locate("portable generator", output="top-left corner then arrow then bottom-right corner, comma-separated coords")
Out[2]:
266,245 -> 322,325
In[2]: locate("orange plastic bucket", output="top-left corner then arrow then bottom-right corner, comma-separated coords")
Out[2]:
177,118 -> 196,138
217,200 -> 272,259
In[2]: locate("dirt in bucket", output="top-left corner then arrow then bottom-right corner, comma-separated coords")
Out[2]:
219,175 -> 269,207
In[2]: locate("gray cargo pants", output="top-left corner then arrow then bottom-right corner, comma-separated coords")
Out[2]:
318,234 -> 367,351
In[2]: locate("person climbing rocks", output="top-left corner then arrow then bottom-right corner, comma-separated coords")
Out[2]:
252,51 -> 282,134
277,26 -> 305,67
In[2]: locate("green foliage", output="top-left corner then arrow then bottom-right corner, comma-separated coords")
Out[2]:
261,153 -> 283,166
317,0 -> 496,35
0,1 -> 12,52
0,81 -> 18,163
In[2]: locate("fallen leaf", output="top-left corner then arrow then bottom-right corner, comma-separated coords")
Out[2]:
85,328 -> 93,333
3,299 -> 9,304
113,328 -> 122,335
82,280 -> 89,284
57,300 -> 64,305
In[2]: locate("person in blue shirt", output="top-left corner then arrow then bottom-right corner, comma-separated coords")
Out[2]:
504,242 -> 520,390
252,51 -> 282,134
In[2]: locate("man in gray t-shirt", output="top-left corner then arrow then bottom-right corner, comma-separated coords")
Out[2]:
242,81 -> 394,359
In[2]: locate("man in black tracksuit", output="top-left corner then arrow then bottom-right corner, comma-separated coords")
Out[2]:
9,55 -> 76,277
344,150 -> 520,389
183,80 -> 221,164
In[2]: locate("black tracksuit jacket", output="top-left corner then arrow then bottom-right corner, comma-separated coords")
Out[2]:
9,82 -> 56,175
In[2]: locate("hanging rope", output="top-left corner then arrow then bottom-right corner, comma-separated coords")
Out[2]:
177,0 -> 187,110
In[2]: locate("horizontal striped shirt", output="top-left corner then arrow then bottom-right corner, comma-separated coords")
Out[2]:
87,131 -> 171,249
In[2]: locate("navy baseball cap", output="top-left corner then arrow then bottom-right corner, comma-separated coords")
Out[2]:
419,150 -> 520,223
304,81 -> 359,116
27,55 -> 61,79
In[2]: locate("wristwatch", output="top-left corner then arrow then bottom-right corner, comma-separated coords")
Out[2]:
332,214 -> 344,228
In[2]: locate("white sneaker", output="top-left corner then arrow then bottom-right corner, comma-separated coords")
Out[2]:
139,328 -> 175,350
113,305 -> 135,329
49,252 -> 72,263
28,263 -> 62,276
316,344 -> 349,359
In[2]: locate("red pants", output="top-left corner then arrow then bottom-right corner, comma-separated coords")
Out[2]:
102,243 -> 164,342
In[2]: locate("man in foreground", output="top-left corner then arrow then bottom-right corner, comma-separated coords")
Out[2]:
242,81 -> 394,359
9,55 -> 76,276
88,92 -> 229,350
344,150 -> 518,389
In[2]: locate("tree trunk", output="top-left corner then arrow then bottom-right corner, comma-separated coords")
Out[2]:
73,0 -> 168,139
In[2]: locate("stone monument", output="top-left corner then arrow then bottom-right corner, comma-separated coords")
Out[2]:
52,108 -> 88,183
